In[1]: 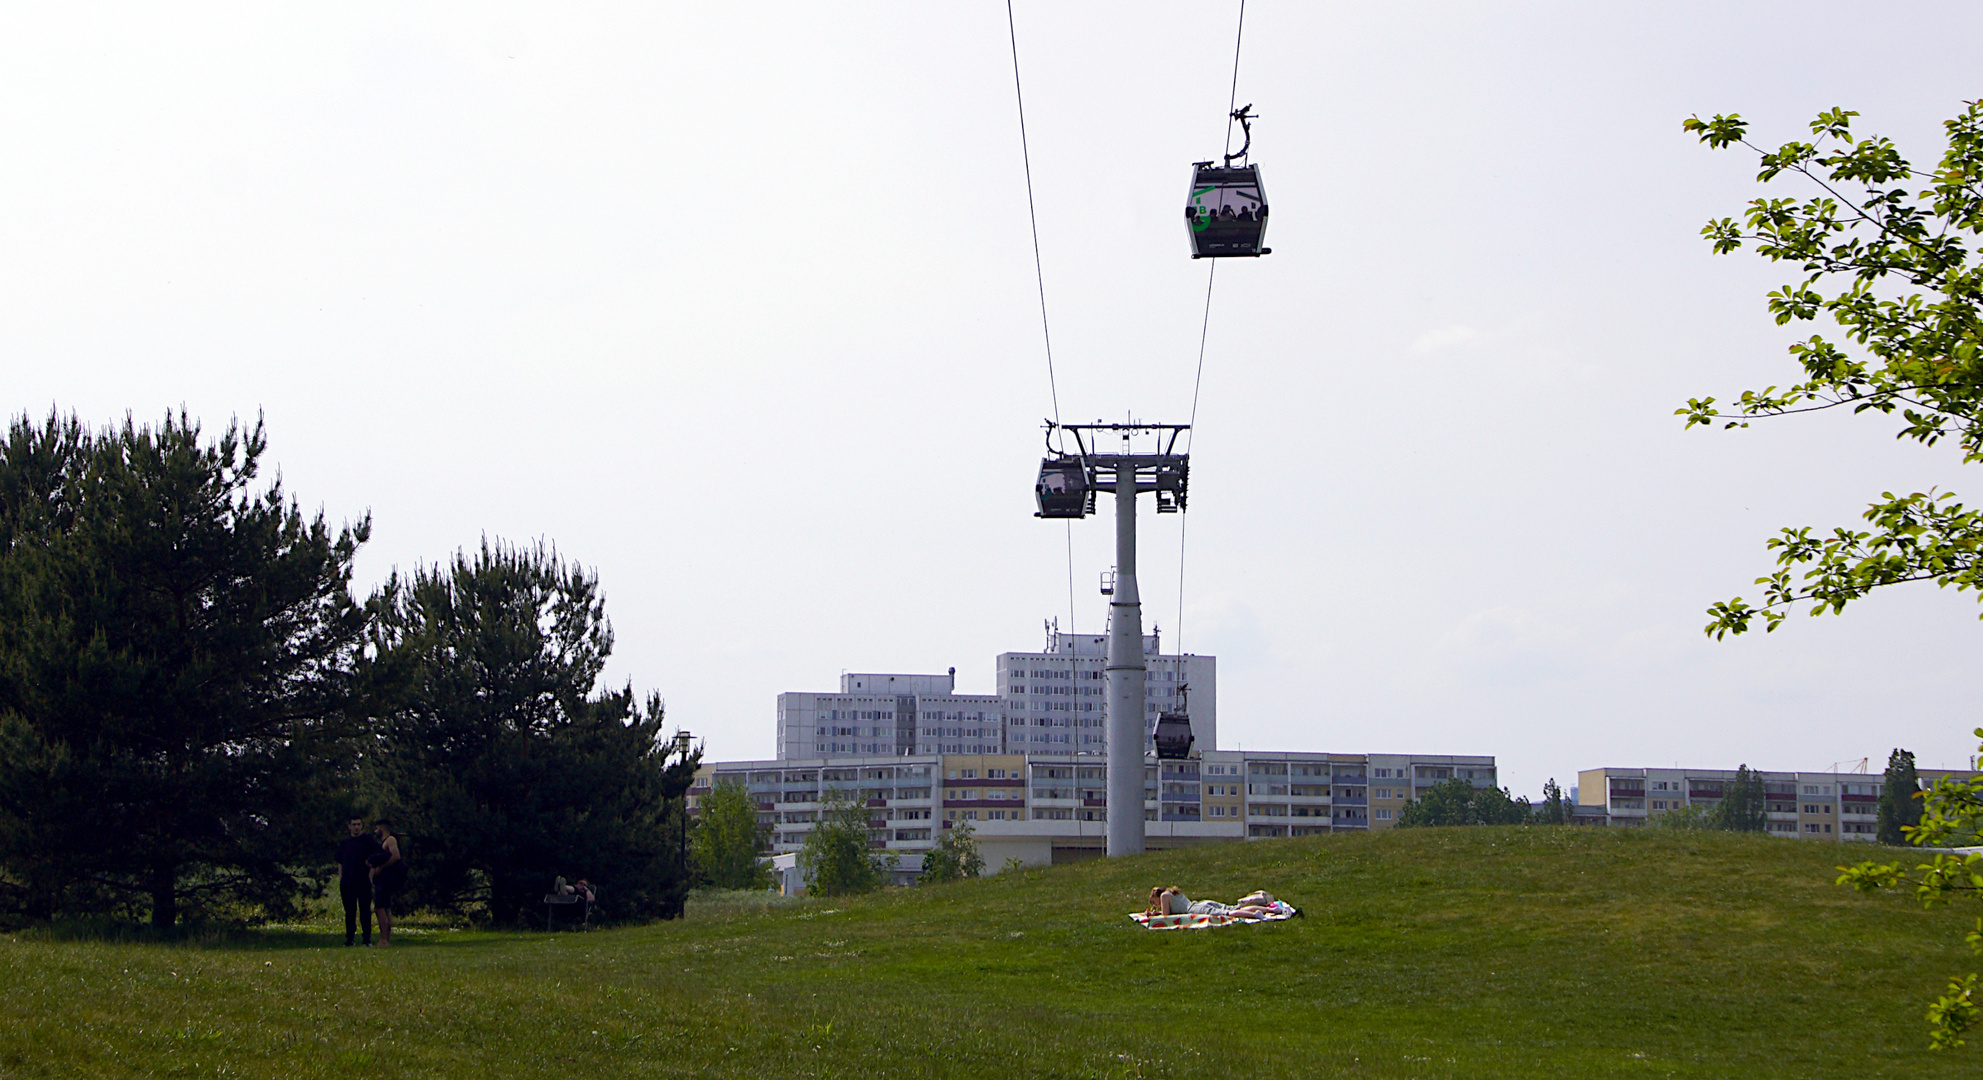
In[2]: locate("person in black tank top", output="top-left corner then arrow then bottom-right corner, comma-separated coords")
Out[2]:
369,819 -> 407,946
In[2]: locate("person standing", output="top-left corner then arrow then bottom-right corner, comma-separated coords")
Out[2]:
369,819 -> 407,947
334,817 -> 382,947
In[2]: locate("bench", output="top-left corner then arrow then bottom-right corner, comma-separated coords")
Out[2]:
543,892 -> 590,932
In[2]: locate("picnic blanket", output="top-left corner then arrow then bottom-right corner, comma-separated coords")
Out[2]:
1129,900 -> 1298,930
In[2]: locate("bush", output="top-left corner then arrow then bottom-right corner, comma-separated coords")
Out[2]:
918,821 -> 984,885
799,790 -> 895,897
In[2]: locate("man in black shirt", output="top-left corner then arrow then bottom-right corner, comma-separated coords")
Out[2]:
334,817 -> 382,946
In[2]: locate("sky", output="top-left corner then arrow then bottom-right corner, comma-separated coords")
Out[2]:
4,2 -> 1980,797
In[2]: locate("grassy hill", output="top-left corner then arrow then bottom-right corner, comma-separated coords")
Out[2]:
1,826 -> 1977,1078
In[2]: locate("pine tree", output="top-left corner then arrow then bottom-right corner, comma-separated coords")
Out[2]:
0,411 -> 370,926
1877,749 -> 1922,846
371,540 -> 698,925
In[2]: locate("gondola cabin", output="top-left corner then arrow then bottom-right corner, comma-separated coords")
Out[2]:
1152,709 -> 1195,760
1186,163 -> 1269,258
1035,457 -> 1091,519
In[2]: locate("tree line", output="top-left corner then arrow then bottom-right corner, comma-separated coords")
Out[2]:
0,411 -> 698,928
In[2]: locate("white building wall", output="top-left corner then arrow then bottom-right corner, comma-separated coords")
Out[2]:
776,631 -> 1214,762
996,631 -> 1216,758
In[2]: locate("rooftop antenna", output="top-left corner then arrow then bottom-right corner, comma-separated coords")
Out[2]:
1033,420 -> 1189,857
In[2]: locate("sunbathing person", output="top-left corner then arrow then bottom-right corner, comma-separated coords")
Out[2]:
1148,885 -> 1279,919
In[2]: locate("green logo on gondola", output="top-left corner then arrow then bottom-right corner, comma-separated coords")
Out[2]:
1189,187 -> 1216,232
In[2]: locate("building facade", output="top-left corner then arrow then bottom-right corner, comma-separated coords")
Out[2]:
774,628 -> 1215,761
1574,765 -> 1982,840
691,749 -> 1498,872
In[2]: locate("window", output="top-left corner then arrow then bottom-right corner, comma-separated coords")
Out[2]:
1375,808 -> 1393,820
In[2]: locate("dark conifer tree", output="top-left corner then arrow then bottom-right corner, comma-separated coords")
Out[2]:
1878,749 -> 1922,846
0,411 -> 371,926
370,541 -> 697,926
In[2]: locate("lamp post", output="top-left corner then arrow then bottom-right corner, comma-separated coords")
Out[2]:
674,730 -> 694,875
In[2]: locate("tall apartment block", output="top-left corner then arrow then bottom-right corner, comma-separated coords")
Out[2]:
774,628 -> 1214,761
1575,765 -> 1983,840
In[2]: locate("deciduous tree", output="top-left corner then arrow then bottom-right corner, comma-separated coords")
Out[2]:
1685,102 -> 1983,1049
1396,778 -> 1531,827
1680,103 -> 1983,637
1708,765 -> 1767,832
1538,778 -> 1569,825
917,820 -> 984,885
799,789 -> 894,897
692,779 -> 771,890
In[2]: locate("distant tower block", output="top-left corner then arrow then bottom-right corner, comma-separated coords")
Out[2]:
1033,421 -> 1189,857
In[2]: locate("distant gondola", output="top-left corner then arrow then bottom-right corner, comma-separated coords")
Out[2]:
1152,683 -> 1197,760
1152,710 -> 1196,760
1186,105 -> 1270,259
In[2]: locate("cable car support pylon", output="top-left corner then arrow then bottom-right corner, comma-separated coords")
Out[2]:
1034,422 -> 1188,857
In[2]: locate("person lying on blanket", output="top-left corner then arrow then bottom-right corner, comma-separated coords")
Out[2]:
1146,886 -> 1280,919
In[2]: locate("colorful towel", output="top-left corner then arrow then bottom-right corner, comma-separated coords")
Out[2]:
1129,901 -> 1297,930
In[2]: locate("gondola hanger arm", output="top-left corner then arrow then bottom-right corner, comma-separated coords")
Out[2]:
1224,104 -> 1256,166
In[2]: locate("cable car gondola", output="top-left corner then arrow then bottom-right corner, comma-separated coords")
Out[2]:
1152,684 -> 1197,760
1186,105 -> 1270,259
1035,456 -> 1091,519
1152,710 -> 1195,759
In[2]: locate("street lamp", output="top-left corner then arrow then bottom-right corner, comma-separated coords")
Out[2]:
674,731 -> 695,873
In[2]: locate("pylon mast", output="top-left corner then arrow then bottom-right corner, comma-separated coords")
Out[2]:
1033,421 -> 1188,857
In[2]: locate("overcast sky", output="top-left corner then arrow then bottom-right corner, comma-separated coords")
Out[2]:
6,2 -> 1980,796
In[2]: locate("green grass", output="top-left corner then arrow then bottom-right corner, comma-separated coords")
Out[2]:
1,827 -> 1976,1078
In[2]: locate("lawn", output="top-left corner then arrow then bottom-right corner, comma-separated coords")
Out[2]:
1,826 -> 1975,1078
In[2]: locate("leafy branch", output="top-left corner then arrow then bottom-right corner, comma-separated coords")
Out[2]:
1703,489 -> 1983,637
1682,102 -> 1983,637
